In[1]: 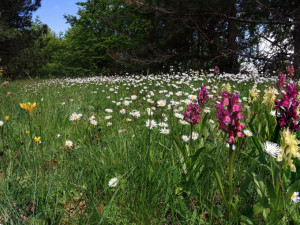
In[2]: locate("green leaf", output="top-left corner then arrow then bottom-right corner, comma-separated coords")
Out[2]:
214,170 -> 228,209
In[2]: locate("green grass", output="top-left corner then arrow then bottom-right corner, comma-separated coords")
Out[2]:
0,74 -> 299,224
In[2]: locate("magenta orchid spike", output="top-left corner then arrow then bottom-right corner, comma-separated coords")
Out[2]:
215,91 -> 245,144
277,72 -> 287,91
183,103 -> 201,126
288,65 -> 294,78
215,66 -> 220,75
274,82 -> 299,132
197,85 -> 209,107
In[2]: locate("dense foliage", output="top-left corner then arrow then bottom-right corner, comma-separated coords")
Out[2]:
0,0 -> 300,78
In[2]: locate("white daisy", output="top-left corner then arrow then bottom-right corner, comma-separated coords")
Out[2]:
65,140 -> 73,148
264,141 -> 280,158
291,192 -> 300,203
160,128 -> 170,134
146,119 -> 157,129
159,122 -> 168,127
105,109 -> 113,113
69,113 -> 82,121
180,120 -> 189,125
191,132 -> 199,140
157,100 -> 166,107
174,113 -> 184,119
182,135 -> 190,142
243,129 -> 253,137
204,108 -> 211,113
105,115 -> 112,120
108,177 -> 119,187
90,120 -> 98,125
0,121 -> 3,126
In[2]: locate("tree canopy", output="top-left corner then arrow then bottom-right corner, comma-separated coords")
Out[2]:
0,0 -> 299,78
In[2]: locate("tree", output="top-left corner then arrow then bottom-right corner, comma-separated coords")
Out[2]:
127,0 -> 300,77
0,0 -> 42,78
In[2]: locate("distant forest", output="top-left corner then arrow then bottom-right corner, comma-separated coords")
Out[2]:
0,0 -> 299,79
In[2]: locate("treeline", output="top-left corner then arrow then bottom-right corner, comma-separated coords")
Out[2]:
0,0 -> 299,79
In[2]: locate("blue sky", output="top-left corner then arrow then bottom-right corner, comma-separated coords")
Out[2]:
32,0 -> 82,34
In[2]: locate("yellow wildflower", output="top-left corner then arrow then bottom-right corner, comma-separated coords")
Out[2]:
277,129 -> 300,172
20,102 -> 36,111
5,116 -> 9,121
222,83 -> 231,93
34,136 -> 41,142
248,85 -> 259,103
262,86 -> 276,108
26,131 -> 30,134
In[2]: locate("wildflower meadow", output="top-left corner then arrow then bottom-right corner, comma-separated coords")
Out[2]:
0,70 -> 300,224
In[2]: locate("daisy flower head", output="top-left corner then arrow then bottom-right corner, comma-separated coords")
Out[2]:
108,177 -> 119,187
175,113 -> 184,119
132,111 -> 140,118
89,115 -> 95,121
204,108 -> 211,113
191,132 -> 199,140
146,119 -> 157,129
188,95 -> 197,101
160,128 -> 170,135
124,100 -> 130,106
120,109 -> 126,114
131,95 -> 137,100
184,99 -> 192,105
243,129 -> 253,137
105,109 -> 113,113
264,141 -> 280,158
107,122 -> 112,126
180,119 -> 189,125
159,122 -> 168,127
90,120 -> 98,125
105,115 -> 112,120
157,99 -> 166,107
209,119 -> 215,124
65,140 -> 73,148
70,113 -> 82,121
291,192 -> 300,203
0,121 -> 3,126
182,135 -> 190,142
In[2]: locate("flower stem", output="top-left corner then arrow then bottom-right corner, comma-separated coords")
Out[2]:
189,125 -> 193,156
228,144 -> 235,222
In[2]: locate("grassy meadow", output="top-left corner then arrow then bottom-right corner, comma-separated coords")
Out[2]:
0,71 -> 299,224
